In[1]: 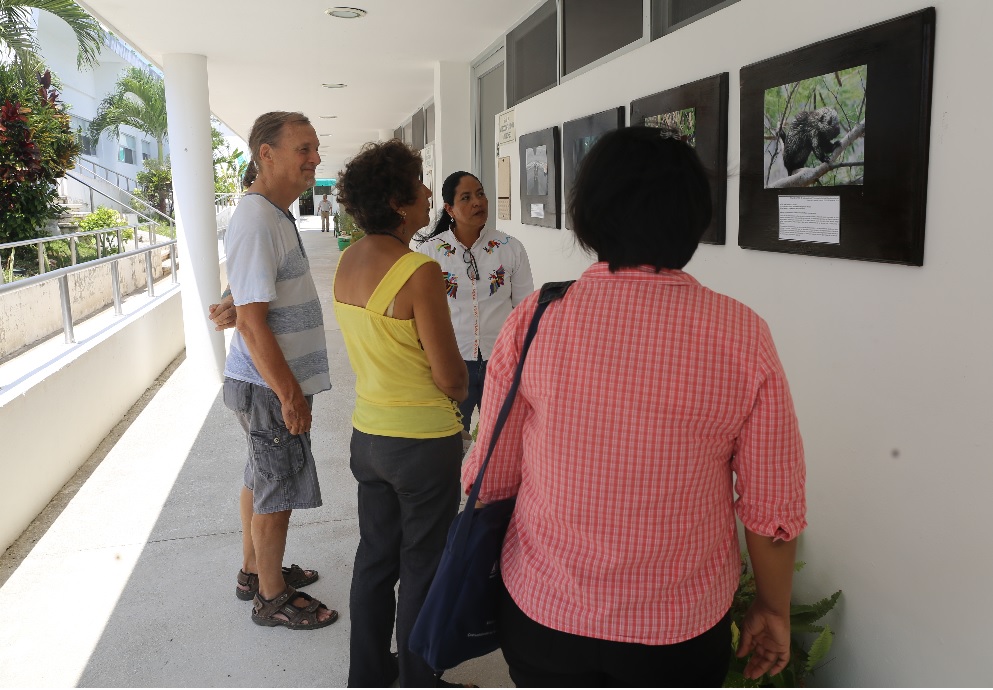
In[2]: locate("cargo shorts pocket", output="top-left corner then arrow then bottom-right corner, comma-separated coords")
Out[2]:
249,427 -> 306,481
222,377 -> 252,414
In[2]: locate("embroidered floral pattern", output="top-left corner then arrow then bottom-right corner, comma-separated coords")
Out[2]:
443,271 -> 458,299
437,241 -> 456,257
488,265 -> 505,296
482,238 -> 509,254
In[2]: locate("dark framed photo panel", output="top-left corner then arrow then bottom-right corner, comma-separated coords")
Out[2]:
562,106 -> 625,228
738,8 -> 936,265
631,73 -> 729,245
519,126 -> 561,229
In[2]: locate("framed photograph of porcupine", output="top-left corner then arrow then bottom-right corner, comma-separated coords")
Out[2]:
631,72 -> 729,245
738,8 -> 935,266
519,126 -> 561,229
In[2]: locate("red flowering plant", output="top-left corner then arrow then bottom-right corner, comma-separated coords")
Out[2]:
0,66 -> 79,247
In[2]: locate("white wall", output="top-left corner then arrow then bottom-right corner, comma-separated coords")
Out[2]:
494,0 -> 993,686
0,289 -> 185,555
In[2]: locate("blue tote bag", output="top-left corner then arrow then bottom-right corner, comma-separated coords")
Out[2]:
409,281 -> 573,672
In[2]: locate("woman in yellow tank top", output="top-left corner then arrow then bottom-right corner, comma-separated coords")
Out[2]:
334,140 -> 469,688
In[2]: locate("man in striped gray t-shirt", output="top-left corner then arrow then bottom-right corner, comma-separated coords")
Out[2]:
216,112 -> 337,630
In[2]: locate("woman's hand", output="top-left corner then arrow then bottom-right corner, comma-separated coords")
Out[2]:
736,600 -> 792,679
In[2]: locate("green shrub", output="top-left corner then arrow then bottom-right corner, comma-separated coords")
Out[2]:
75,206 -> 133,259
135,158 -> 173,217
0,67 -> 78,244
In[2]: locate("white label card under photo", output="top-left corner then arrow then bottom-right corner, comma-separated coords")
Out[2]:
778,196 -> 840,244
530,203 -> 545,219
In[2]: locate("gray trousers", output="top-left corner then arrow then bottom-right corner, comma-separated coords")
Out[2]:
346,428 -> 462,688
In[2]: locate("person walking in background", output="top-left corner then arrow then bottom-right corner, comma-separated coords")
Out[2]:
464,126 -> 806,687
317,193 -> 333,232
415,171 -> 533,446
333,141 -> 469,687
221,111 -> 337,630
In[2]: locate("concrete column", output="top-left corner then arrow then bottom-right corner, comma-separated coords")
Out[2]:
162,53 -> 225,382
433,62 -> 472,179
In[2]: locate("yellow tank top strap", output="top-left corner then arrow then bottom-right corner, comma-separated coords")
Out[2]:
366,252 -> 435,315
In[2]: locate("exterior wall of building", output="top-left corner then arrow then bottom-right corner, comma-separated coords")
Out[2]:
36,11 -> 170,202
483,0 -> 992,686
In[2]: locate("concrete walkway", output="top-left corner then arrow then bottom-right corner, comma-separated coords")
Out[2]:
0,215 -> 511,688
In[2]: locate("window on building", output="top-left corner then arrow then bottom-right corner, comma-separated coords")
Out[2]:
506,0 -> 558,107
562,0 -> 644,76
651,0 -> 739,38
141,140 -> 153,161
69,115 -> 96,156
119,134 -> 136,165
411,108 -> 425,150
425,102 -> 435,145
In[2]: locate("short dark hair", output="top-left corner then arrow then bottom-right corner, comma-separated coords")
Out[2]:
568,126 -> 712,271
335,139 -> 422,234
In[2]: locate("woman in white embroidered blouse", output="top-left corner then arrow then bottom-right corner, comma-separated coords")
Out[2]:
415,172 -> 534,444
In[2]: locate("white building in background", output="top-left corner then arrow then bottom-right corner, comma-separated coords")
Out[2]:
32,9 -> 170,208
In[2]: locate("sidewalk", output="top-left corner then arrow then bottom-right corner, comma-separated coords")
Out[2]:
0,215 -> 511,688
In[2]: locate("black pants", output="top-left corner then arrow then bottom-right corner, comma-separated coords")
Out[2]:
457,357 -> 486,433
347,429 -> 462,688
499,588 -> 731,688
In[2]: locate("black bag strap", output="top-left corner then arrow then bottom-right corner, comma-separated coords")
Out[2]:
456,280 -> 575,551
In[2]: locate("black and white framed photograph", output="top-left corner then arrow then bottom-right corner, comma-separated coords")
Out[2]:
562,106 -> 625,228
739,8 -> 935,265
631,72 -> 729,245
519,126 -> 561,229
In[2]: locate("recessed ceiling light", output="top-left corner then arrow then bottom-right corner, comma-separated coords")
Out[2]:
322,83 -> 347,89
320,133 -> 333,136
320,115 -> 338,119
326,7 -> 366,19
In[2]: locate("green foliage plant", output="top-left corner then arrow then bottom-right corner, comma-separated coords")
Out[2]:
0,0 -> 104,70
89,66 -> 168,162
57,205 -> 130,262
134,157 -> 172,216
0,66 -> 78,244
725,560 -> 841,688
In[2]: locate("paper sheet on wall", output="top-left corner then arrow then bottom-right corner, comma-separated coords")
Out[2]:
498,198 -> 511,221
530,203 -> 544,219
778,196 -> 841,244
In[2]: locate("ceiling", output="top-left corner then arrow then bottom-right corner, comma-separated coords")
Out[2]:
74,0 -> 538,178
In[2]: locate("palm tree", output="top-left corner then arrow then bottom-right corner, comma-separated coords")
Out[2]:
89,66 -> 168,162
0,0 -> 103,69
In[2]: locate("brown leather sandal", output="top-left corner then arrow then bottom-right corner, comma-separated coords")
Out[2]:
251,586 -> 338,630
236,564 -> 319,601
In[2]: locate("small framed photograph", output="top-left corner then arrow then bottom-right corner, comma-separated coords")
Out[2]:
738,8 -> 935,265
519,126 -> 561,229
562,107 -> 625,228
631,73 -> 729,245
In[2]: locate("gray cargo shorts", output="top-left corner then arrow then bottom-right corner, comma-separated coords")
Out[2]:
223,377 -> 322,514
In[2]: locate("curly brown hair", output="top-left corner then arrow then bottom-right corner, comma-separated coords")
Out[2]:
336,139 -> 423,234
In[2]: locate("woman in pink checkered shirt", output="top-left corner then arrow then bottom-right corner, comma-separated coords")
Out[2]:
462,126 -> 806,687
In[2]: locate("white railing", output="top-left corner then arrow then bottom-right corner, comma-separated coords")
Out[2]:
0,224 -> 177,345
